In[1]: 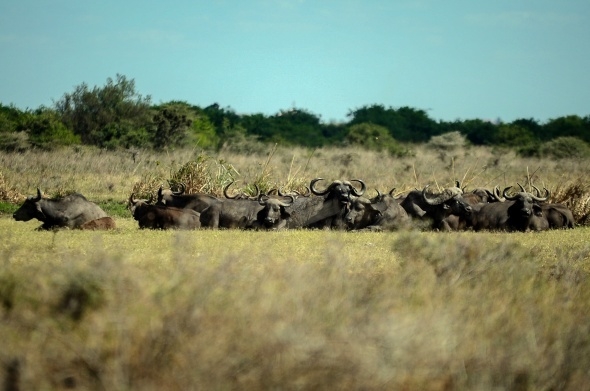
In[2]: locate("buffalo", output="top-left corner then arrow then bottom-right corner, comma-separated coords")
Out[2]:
129,194 -> 201,229
541,203 -> 575,229
78,217 -> 117,230
13,189 -> 109,230
466,184 -> 550,232
344,189 -> 411,231
156,183 -> 222,213
199,194 -> 293,230
285,178 -> 366,229
400,184 -> 473,231
530,186 -> 575,229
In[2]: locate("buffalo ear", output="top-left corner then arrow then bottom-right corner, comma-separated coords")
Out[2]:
533,204 -> 543,217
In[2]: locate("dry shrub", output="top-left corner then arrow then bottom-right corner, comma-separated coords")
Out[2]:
0,171 -> 23,203
2,229 -> 590,390
552,178 -> 590,225
130,172 -> 165,201
168,154 -> 239,196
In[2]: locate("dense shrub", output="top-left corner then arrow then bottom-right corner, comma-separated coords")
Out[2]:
0,131 -> 30,152
539,137 -> 590,159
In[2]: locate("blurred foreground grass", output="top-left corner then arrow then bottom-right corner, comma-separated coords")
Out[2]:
2,216 -> 590,390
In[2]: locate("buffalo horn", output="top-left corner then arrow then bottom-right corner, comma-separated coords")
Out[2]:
502,186 -> 517,201
223,181 -> 240,199
310,178 -> 330,196
171,182 -> 185,196
422,185 -> 446,205
531,185 -> 550,202
278,195 -> 295,207
348,179 -> 366,196
258,194 -> 268,206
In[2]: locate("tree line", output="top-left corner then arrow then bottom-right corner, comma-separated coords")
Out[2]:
1,74 -> 589,158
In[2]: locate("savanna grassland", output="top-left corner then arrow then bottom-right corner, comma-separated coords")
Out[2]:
1,144 -> 590,390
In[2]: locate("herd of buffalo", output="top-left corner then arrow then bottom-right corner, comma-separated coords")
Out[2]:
12,178 -> 576,232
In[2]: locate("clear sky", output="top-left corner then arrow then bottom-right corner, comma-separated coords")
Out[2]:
1,0 -> 589,124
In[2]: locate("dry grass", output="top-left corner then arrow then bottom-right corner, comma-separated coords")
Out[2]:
1,145 -> 590,389
2,143 -> 589,202
1,218 -> 590,390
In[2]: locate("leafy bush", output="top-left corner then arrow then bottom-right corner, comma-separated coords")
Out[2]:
540,137 -> 590,159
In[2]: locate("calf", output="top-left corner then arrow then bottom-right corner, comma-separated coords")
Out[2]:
129,194 -> 201,230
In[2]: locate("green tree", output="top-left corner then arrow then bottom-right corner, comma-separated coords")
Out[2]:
345,122 -> 409,156
450,119 -> 499,146
152,102 -> 193,150
20,107 -> 80,149
542,115 -> 589,143
347,104 -> 439,142
54,74 -> 152,147
494,124 -> 536,147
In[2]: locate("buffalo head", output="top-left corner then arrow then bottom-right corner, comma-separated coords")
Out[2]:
422,185 -> 472,216
13,188 -> 44,222
503,183 -> 549,217
258,194 -> 294,227
128,193 -> 153,214
310,178 -> 366,204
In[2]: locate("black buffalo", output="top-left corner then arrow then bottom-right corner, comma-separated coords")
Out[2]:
541,203 -> 575,229
344,189 -> 410,231
285,178 -> 366,229
400,184 -> 472,231
199,194 -> 293,230
466,184 -> 550,232
13,189 -> 108,230
156,183 -> 222,213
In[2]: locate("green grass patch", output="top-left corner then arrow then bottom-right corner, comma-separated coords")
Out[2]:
0,201 -> 17,215
98,199 -> 131,218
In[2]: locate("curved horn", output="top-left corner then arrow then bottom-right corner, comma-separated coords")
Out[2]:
456,180 -> 466,192
129,193 -> 138,205
35,188 -> 43,201
493,185 -> 505,202
310,178 -> 331,196
531,186 -> 550,202
348,179 -> 366,197
517,183 -> 526,192
258,194 -> 268,206
223,181 -> 240,199
249,184 -> 261,199
422,185 -> 447,205
278,195 -> 295,207
172,182 -> 185,196
503,186 -> 518,201
388,188 -> 402,199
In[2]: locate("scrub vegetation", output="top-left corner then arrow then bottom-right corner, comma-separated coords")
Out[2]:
1,144 -> 590,390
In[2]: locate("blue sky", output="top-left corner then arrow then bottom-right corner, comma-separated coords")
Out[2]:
1,0 -> 589,123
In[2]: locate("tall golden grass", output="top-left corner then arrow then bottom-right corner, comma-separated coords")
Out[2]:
1,145 -> 590,389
